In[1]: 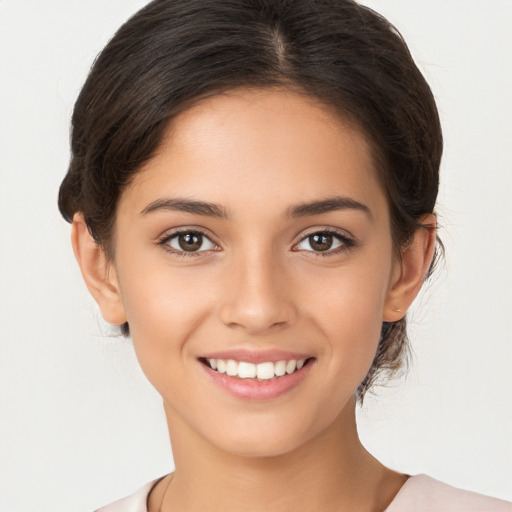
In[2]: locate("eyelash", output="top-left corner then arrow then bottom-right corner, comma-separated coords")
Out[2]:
158,228 -> 220,258
293,228 -> 357,257
157,228 -> 357,258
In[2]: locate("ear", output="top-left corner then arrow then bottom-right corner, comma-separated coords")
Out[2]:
71,213 -> 127,326
383,214 -> 437,322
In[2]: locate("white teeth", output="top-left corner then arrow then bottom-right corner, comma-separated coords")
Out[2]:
216,359 -> 226,374
226,359 -> 238,376
285,359 -> 297,374
238,361 -> 257,379
206,357 -> 308,379
256,362 -> 275,380
275,360 -> 286,377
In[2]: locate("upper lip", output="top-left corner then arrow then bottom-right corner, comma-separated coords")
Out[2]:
199,348 -> 313,364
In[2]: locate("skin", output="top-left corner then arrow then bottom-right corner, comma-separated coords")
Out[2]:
72,88 -> 436,511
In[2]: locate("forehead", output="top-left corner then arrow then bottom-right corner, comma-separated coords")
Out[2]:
122,88 -> 387,218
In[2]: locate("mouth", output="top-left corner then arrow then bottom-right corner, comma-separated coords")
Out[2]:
199,357 -> 315,381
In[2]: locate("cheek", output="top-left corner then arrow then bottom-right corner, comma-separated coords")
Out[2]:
297,256 -> 392,373
301,257 -> 390,319
115,258 -> 217,383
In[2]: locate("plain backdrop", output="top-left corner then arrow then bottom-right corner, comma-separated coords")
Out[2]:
0,1 -> 511,510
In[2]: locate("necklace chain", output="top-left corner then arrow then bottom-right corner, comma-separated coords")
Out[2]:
158,473 -> 174,512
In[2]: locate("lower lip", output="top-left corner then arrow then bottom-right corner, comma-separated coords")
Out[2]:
200,361 -> 313,401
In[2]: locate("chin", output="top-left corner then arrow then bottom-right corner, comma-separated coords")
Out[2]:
215,431 -> 307,459
203,411 -> 335,460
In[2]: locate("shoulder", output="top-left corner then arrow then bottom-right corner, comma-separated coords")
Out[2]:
93,478 -> 162,512
386,474 -> 511,512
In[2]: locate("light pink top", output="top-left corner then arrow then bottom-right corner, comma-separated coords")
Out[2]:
384,474 -> 511,512
95,474 -> 511,512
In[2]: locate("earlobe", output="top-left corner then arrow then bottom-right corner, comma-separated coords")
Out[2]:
71,213 -> 128,326
383,214 -> 437,322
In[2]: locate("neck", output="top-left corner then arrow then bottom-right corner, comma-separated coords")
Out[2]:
154,399 -> 406,512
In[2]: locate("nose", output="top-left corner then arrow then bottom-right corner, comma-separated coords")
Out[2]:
219,249 -> 297,335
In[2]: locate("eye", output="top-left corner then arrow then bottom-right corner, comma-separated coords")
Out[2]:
295,231 -> 352,253
163,231 -> 216,253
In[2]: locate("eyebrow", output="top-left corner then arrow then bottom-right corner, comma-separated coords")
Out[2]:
139,195 -> 372,221
140,198 -> 229,218
286,196 -> 373,220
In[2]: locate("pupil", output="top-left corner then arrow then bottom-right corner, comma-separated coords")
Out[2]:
311,233 -> 332,251
179,233 -> 202,251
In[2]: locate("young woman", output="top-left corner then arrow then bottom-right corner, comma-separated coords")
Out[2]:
57,0 -> 511,510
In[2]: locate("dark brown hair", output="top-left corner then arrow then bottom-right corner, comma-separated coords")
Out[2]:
58,0 -> 443,400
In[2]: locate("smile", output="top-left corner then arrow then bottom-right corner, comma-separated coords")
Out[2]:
198,350 -> 315,400
205,358 -> 307,380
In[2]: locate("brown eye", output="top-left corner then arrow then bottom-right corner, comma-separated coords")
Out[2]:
166,231 -> 215,253
309,233 -> 333,251
178,233 -> 202,251
296,231 -> 348,253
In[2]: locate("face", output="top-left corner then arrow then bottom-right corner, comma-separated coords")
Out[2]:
110,88 -> 401,457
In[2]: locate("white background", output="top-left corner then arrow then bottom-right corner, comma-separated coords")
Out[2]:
0,1 -> 511,510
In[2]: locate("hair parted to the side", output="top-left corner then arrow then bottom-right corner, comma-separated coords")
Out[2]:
58,0 -> 443,401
